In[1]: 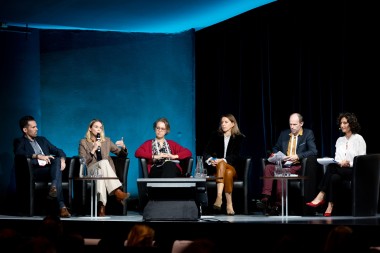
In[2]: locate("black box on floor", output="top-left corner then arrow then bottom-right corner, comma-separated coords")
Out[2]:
143,200 -> 199,221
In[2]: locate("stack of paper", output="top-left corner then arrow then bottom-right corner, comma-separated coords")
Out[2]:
317,157 -> 338,166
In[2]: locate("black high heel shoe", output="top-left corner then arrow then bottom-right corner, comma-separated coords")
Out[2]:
213,204 -> 222,210
213,198 -> 222,210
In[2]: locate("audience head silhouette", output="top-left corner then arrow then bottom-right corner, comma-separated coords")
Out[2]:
126,224 -> 155,247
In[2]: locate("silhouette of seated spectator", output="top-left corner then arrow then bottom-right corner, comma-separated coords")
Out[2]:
181,239 -> 218,253
123,224 -> 165,253
19,236 -> 56,253
0,228 -> 25,253
323,225 -> 366,253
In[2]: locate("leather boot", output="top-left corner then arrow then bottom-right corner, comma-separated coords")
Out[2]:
114,189 -> 130,204
98,201 -> 106,217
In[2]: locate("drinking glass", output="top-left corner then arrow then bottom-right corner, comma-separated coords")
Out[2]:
274,160 -> 283,177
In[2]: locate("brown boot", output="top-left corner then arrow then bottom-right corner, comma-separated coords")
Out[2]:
114,189 -> 130,204
98,202 -> 106,217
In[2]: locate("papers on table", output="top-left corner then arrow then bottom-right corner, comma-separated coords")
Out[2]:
317,157 -> 338,166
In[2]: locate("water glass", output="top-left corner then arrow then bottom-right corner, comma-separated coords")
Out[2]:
283,167 -> 291,177
90,167 -> 103,178
274,160 -> 283,177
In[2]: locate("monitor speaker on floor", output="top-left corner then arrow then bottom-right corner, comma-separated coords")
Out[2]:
137,178 -> 206,221
143,200 -> 199,221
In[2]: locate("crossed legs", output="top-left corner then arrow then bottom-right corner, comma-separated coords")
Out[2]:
213,161 -> 237,215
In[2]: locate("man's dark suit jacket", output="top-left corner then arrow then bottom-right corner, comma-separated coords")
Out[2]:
272,128 -> 318,160
13,136 -> 66,166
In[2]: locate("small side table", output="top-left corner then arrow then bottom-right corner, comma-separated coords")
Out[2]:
73,177 -> 119,219
261,175 -> 308,218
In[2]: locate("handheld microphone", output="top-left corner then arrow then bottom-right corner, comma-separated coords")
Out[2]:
96,133 -> 101,152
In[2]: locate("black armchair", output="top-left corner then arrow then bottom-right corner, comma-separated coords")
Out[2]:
69,156 -> 130,215
14,155 -> 72,216
341,154 -> 380,216
206,157 -> 252,214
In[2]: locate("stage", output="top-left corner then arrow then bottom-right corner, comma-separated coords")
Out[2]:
2,211 -> 380,253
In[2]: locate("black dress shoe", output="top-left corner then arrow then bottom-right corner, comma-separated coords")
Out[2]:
256,198 -> 268,210
213,204 -> 222,210
267,206 -> 280,216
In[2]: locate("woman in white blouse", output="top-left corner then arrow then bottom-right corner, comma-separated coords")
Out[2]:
306,112 -> 366,216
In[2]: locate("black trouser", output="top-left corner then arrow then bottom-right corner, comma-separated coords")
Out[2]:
149,161 -> 181,178
303,156 -> 323,202
318,163 -> 352,203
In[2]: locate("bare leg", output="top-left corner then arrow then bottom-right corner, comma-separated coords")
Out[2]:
310,191 -> 325,204
325,202 -> 333,214
213,183 -> 224,209
225,192 -> 235,215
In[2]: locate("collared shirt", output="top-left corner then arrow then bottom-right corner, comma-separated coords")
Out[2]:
287,128 -> 304,156
286,129 -> 304,164
29,138 -> 45,155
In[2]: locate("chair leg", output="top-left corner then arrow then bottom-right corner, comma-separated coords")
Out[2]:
30,186 -> 34,217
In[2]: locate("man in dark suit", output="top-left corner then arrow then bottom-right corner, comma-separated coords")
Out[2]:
258,113 -> 318,215
13,115 -> 71,218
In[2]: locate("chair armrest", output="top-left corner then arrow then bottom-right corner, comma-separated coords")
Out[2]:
179,157 -> 193,177
243,156 -> 252,214
299,157 -> 308,176
261,158 -> 266,172
139,158 -> 149,178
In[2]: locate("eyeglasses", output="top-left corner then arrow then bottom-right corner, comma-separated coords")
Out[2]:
156,127 -> 166,131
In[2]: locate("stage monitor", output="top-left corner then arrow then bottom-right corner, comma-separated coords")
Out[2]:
137,178 -> 207,221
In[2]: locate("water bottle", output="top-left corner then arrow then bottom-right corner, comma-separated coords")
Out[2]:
195,156 -> 203,178
79,157 -> 87,177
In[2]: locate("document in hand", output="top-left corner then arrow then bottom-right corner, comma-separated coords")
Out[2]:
38,159 -> 47,166
317,157 -> 338,166
267,151 -> 286,163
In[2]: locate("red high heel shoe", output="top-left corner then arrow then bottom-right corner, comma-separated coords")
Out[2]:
323,212 -> 331,217
306,199 -> 325,208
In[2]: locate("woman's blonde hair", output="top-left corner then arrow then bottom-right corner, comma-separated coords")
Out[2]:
85,119 -> 105,142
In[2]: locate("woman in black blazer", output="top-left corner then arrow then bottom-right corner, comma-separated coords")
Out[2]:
203,113 -> 245,215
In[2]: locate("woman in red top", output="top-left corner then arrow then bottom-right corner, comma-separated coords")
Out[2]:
135,117 -> 192,177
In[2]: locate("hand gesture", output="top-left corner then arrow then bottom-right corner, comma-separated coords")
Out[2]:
115,137 -> 126,150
